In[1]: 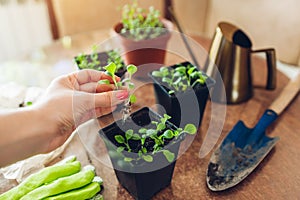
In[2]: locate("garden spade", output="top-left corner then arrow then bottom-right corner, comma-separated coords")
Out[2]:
206,72 -> 300,191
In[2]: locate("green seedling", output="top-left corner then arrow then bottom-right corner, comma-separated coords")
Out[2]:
120,0 -> 167,41
75,47 -> 124,71
114,114 -> 197,164
152,63 -> 208,94
75,45 -> 101,70
104,62 -> 119,88
0,160 -> 81,200
99,62 -> 138,121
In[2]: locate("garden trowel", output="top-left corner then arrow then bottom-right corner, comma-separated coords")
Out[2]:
206,72 -> 300,191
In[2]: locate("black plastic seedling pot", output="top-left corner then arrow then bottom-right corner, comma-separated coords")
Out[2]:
149,61 -> 215,128
99,107 -> 185,200
74,50 -> 126,77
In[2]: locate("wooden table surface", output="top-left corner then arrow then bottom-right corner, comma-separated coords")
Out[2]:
0,30 -> 299,199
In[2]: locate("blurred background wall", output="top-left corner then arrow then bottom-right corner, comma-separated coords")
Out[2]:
0,0 -> 299,66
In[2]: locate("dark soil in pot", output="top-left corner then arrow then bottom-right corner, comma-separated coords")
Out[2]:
99,107 -> 185,200
149,61 -> 216,128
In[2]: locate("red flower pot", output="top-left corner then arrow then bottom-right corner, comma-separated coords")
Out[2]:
113,19 -> 173,80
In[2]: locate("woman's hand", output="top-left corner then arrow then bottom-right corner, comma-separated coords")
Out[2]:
0,69 -> 128,166
36,69 -> 128,153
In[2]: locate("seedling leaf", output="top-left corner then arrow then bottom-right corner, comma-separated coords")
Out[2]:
104,62 -> 117,75
117,146 -> 125,153
142,155 -> 153,162
138,128 -> 147,134
129,94 -> 137,103
125,129 -> 133,140
163,150 -> 175,163
128,82 -> 135,90
132,133 -> 141,140
115,135 -> 125,144
152,71 -> 163,77
124,157 -> 133,162
157,123 -> 166,131
184,124 -> 197,134
127,64 -> 137,75
162,130 -> 174,139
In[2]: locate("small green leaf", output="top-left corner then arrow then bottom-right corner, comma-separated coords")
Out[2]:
117,146 -> 125,153
184,124 -> 197,135
157,123 -> 166,131
138,150 -> 143,157
125,129 -> 133,140
173,77 -> 182,85
105,71 -> 113,77
173,71 -> 183,77
127,64 -> 137,75
175,66 -> 186,74
161,114 -> 171,124
160,66 -> 168,71
124,157 -> 133,162
104,62 -> 117,75
146,129 -> 157,136
142,155 -> 153,162
138,128 -> 147,134
172,130 -> 179,137
132,133 -> 141,140
129,94 -> 137,103
151,71 -> 163,77
163,150 -> 175,163
162,77 -> 172,83
162,130 -> 174,139
141,147 -> 147,153
187,67 -> 196,75
98,79 -> 110,85
168,90 -> 175,95
151,121 -> 158,125
26,101 -> 33,106
128,82 -> 135,90
116,82 -> 122,88
114,135 -> 125,144
163,114 -> 171,120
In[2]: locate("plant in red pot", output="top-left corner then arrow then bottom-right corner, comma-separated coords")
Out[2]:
113,0 -> 173,80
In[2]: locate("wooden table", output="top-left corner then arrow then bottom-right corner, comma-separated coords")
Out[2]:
0,30 -> 299,199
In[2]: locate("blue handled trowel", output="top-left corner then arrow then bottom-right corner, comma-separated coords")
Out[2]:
206,72 -> 300,191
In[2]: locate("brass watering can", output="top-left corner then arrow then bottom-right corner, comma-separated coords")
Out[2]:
205,22 -> 277,104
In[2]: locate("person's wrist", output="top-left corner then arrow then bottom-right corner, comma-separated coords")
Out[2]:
28,105 -> 59,153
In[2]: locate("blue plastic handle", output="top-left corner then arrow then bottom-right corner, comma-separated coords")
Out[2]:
246,109 -> 278,146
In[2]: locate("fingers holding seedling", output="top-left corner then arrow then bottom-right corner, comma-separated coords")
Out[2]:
98,62 -> 138,120
100,62 -> 137,91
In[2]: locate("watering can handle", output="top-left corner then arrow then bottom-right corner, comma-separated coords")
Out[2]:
269,72 -> 300,115
252,48 -> 277,90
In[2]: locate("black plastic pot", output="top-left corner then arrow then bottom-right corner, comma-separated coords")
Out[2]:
99,107 -> 185,200
149,61 -> 216,128
74,50 -> 126,77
